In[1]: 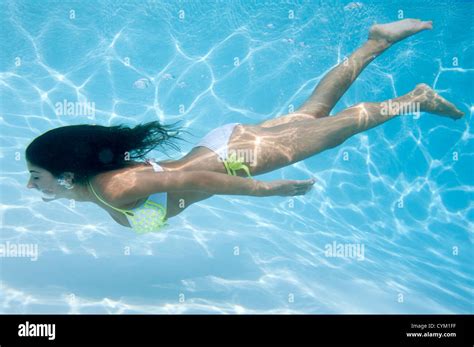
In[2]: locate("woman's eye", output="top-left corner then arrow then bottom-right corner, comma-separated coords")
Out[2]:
33,177 -> 39,180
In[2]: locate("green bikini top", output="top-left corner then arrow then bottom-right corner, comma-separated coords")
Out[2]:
88,180 -> 168,234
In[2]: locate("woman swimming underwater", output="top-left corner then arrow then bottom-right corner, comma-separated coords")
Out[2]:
26,19 -> 464,233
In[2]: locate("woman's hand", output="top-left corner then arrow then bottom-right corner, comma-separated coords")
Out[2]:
262,178 -> 316,196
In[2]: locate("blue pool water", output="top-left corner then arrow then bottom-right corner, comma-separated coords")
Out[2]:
0,0 -> 472,314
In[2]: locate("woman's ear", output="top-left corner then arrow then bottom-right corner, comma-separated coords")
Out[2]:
57,172 -> 75,189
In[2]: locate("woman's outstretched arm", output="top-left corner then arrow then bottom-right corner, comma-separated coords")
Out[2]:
105,170 -> 315,204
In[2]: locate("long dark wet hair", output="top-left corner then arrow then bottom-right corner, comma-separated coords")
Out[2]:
26,121 -> 188,185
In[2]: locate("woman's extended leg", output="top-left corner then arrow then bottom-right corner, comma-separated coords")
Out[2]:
239,84 -> 464,175
259,19 -> 433,128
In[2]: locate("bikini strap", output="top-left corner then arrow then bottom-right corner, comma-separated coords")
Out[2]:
145,158 -> 164,172
87,180 -> 134,216
222,152 -> 253,178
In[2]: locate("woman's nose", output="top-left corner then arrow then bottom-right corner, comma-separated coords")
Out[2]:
27,180 -> 36,189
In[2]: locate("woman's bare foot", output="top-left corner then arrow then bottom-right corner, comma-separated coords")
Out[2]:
369,19 -> 433,45
412,83 -> 464,120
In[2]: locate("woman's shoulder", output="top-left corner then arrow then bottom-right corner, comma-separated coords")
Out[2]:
90,164 -> 147,207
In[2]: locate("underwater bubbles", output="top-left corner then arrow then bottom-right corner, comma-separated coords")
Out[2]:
133,78 -> 152,89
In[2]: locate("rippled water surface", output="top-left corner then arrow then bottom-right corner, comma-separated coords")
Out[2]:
0,0 -> 473,313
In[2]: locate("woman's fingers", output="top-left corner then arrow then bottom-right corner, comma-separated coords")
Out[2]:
269,177 -> 316,196
296,179 -> 316,187
299,178 -> 316,194
292,181 -> 315,195
295,179 -> 315,185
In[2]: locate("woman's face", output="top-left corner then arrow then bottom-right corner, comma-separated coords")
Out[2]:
26,162 -> 62,201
